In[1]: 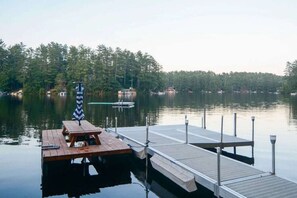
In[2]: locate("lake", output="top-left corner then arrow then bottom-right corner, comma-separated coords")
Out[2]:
0,92 -> 297,197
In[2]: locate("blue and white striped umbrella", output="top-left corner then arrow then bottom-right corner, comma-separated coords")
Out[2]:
73,82 -> 85,125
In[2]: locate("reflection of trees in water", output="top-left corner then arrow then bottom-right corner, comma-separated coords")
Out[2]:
161,93 -> 282,110
289,97 -> 297,123
2,93 -> 297,143
0,97 -> 24,138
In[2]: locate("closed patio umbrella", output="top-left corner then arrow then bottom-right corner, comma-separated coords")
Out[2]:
73,82 -> 85,125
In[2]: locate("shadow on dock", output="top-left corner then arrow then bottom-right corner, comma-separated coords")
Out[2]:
206,148 -> 255,165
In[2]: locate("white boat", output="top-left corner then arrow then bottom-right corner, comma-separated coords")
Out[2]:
290,92 -> 297,96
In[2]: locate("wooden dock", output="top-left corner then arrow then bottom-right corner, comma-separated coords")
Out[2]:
42,129 -> 131,162
111,124 -> 297,198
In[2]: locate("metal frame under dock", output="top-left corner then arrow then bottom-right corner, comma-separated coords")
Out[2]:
112,124 -> 297,198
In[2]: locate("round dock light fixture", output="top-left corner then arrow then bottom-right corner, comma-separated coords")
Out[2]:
270,135 -> 276,144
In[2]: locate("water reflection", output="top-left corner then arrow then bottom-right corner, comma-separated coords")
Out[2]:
1,92 -> 297,192
42,162 -> 131,197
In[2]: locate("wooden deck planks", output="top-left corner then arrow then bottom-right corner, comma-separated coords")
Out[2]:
62,120 -> 102,134
42,129 -> 131,162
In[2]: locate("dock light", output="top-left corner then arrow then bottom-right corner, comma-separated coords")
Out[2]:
270,135 -> 276,175
270,135 -> 276,144
115,117 -> 118,134
251,116 -> 255,121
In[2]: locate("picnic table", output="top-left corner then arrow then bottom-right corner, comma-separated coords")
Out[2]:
62,120 -> 102,147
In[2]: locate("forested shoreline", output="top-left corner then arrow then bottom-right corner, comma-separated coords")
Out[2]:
0,39 -> 296,95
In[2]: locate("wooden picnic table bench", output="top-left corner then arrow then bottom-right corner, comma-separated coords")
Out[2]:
62,120 -> 102,147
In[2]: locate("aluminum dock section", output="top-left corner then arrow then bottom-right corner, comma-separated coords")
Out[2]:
115,124 -> 253,148
112,124 -> 297,198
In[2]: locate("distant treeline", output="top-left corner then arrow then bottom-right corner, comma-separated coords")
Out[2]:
0,39 -> 296,95
0,39 -> 163,95
164,71 -> 283,93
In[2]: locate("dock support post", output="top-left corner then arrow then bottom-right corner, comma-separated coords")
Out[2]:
234,113 -> 237,137
215,115 -> 223,197
270,135 -> 276,175
220,115 -> 224,146
185,119 -> 189,144
145,116 -> 149,196
201,116 -> 204,128
216,147 -> 221,198
203,108 -> 206,129
251,116 -> 255,158
105,117 -> 109,130
233,113 -> 237,154
146,116 -> 149,145
115,117 -> 118,134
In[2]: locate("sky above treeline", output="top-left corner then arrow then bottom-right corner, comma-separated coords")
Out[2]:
1,0 -> 297,75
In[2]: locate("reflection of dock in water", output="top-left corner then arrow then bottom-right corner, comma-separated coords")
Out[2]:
42,157 -> 131,197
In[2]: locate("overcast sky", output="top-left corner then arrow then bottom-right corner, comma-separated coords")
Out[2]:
1,0 -> 297,75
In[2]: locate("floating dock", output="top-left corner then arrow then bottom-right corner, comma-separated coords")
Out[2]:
115,124 -> 253,148
111,124 -> 297,198
88,101 -> 134,108
42,129 -> 131,162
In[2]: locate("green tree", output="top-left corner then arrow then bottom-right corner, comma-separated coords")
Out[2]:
284,60 -> 297,93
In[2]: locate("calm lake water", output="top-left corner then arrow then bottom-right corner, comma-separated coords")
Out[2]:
0,93 -> 297,197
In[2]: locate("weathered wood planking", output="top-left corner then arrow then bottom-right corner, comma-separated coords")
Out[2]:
62,120 -> 102,134
42,129 -> 131,162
